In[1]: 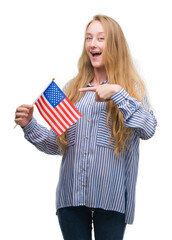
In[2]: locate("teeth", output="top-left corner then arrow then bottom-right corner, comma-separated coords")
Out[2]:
92,52 -> 101,56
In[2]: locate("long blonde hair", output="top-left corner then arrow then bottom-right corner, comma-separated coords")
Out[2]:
58,15 -> 145,155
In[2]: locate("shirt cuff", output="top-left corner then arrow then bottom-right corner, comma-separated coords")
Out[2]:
22,117 -> 37,134
111,88 -> 130,105
111,88 -> 141,120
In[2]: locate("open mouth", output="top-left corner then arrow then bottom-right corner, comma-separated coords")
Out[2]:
91,52 -> 102,57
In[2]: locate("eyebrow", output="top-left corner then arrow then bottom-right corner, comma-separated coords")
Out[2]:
86,32 -> 105,35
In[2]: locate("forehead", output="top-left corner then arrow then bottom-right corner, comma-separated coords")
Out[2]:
86,20 -> 104,34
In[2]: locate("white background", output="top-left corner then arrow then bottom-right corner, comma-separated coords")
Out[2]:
0,0 -> 171,239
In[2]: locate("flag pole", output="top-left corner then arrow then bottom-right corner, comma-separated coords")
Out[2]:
14,78 -> 55,129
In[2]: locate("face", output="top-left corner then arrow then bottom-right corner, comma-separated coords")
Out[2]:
85,20 -> 105,69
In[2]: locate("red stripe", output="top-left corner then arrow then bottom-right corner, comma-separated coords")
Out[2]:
36,99 -> 64,134
65,97 -> 82,117
53,103 -> 72,126
61,100 -> 78,121
57,101 -> 75,124
40,95 -> 68,131
35,102 -> 61,136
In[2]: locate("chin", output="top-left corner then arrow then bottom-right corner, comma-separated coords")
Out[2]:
92,63 -> 105,69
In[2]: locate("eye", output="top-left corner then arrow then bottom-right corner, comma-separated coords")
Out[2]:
99,37 -> 105,41
86,37 -> 92,41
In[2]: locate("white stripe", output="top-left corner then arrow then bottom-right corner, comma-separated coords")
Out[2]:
60,101 -> 78,122
42,94 -> 70,129
39,96 -> 66,132
55,104 -> 73,126
36,100 -> 62,135
63,98 -> 81,119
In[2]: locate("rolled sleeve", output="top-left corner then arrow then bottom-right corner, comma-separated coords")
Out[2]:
111,88 -> 141,120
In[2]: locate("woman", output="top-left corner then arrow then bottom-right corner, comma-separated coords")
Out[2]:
15,15 -> 157,240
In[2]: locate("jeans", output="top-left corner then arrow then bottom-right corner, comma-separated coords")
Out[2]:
56,206 -> 126,240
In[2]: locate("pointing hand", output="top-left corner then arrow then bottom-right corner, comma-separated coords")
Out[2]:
79,84 -> 122,102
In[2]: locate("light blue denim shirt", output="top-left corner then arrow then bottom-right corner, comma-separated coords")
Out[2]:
23,81 -> 157,224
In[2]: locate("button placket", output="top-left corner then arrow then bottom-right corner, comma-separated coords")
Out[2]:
73,92 -> 94,205
78,92 -> 95,203
81,99 -> 94,190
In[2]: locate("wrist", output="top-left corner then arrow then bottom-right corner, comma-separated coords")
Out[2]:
22,117 -> 34,131
112,84 -> 122,94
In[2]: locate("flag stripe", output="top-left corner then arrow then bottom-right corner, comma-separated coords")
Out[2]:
65,98 -> 82,118
40,95 -> 69,131
60,101 -> 78,122
54,104 -> 73,126
62,100 -> 78,121
58,102 -> 76,124
53,106 -> 72,126
35,102 -> 62,135
38,97 -> 65,132
37,98 -> 64,134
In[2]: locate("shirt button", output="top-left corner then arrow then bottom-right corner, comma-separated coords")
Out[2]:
122,92 -> 125,95
84,152 -> 87,155
90,104 -> 93,106
129,100 -> 131,103
83,168 -> 86,171
86,136 -> 88,139
82,184 -> 85,187
88,120 -> 90,123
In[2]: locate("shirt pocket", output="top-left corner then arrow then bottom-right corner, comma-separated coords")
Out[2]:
96,110 -> 115,149
66,122 -> 77,146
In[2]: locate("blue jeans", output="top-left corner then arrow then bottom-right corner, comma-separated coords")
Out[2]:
56,206 -> 126,240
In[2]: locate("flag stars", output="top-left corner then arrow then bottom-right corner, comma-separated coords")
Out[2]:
44,81 -> 66,107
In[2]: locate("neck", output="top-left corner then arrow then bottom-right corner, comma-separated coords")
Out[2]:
91,67 -> 108,86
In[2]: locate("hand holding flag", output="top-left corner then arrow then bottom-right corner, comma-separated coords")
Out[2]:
15,79 -> 82,135
15,104 -> 34,127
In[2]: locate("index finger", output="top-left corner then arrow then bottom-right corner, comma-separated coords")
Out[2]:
79,87 -> 96,92
16,104 -> 33,113
21,104 -> 33,108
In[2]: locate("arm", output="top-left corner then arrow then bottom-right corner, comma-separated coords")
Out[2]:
22,118 -> 63,155
111,88 -> 157,140
15,104 -> 63,155
78,84 -> 157,140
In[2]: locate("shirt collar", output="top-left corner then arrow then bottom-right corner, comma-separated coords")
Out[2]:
87,79 -> 108,87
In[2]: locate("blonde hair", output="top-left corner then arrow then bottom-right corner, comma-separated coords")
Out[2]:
58,15 -> 146,155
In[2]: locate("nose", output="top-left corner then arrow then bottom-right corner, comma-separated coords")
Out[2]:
90,37 -> 97,48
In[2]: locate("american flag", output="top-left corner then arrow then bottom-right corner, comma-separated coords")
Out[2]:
34,80 -> 82,136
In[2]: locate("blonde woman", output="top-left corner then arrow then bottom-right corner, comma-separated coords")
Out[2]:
15,15 -> 157,240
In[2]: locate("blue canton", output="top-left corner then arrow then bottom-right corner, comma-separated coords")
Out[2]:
43,81 -> 66,108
